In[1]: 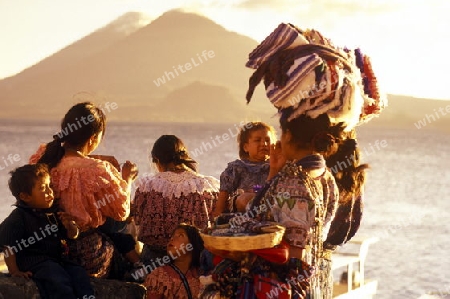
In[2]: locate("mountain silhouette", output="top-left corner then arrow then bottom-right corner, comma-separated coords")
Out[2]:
365,94 -> 450,131
0,11 -> 152,118
1,12 -> 150,83
0,9 -> 272,122
0,9 -> 447,130
139,81 -> 276,123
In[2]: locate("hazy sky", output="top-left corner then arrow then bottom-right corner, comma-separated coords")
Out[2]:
0,0 -> 449,99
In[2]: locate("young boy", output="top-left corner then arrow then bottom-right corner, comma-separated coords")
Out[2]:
0,163 -> 95,298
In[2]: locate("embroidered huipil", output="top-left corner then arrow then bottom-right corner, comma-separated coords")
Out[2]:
134,170 -> 219,249
30,147 -> 130,231
253,154 -> 338,298
144,266 -> 200,299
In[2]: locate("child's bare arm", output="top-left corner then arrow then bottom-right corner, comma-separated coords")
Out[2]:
235,192 -> 256,212
3,247 -> 32,278
212,191 -> 229,218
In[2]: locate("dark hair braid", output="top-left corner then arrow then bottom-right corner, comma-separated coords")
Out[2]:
326,130 -> 368,203
151,135 -> 198,172
38,102 -> 106,169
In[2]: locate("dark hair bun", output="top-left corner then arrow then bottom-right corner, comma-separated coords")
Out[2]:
312,132 -> 337,154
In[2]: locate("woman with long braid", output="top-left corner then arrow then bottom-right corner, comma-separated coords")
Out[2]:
324,128 -> 368,249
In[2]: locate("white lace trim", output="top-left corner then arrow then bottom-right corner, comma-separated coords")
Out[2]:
136,171 -> 220,198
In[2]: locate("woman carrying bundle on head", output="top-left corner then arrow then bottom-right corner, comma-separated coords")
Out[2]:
245,23 -> 385,299
200,23 -> 385,299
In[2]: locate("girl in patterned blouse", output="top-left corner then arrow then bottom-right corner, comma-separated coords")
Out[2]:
212,122 -> 276,218
134,135 -> 219,268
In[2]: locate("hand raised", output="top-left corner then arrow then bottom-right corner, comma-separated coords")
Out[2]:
122,160 -> 139,183
268,141 -> 286,179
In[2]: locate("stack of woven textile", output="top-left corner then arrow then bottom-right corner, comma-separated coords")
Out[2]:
246,23 -> 387,130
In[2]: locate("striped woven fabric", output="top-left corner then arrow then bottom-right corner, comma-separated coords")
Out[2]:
245,23 -> 387,130
266,54 -> 322,108
246,23 -> 309,69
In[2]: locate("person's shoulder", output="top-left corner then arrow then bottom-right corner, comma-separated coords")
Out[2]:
134,172 -> 174,193
75,156 -> 123,178
221,159 -> 247,174
187,170 -> 218,181
54,156 -> 100,174
146,265 -> 169,280
226,159 -> 245,168
0,207 -> 25,226
149,265 -> 165,274
84,156 -> 114,171
135,172 -> 163,185
184,171 -> 220,189
320,167 -> 336,181
8,206 -> 27,217
59,155 -> 110,169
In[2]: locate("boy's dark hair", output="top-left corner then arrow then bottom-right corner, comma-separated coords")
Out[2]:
9,163 -> 50,202
238,122 -> 276,159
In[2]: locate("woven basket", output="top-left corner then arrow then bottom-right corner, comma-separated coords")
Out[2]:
200,225 -> 285,251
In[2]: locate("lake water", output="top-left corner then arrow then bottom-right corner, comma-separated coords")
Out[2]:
0,119 -> 449,299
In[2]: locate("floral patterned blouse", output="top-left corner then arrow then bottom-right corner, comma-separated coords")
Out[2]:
144,265 -> 200,299
29,144 -> 131,277
134,170 -> 219,248
219,159 -> 270,193
29,144 -> 131,231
